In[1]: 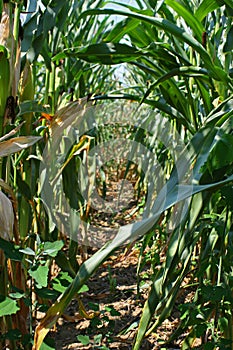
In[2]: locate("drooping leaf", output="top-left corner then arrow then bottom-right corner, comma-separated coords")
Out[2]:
55,251 -> 76,278
141,65 -> 214,104
53,43 -> 142,65
78,8 -> 229,82
0,122 -> 25,142
0,136 -> 41,157
104,17 -> 140,43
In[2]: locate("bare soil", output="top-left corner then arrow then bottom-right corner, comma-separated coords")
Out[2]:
53,248 -> 183,350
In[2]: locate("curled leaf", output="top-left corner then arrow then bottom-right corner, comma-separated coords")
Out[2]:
0,191 -> 14,240
0,136 -> 41,157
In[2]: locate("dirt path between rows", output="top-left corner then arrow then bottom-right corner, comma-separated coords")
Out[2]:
53,248 -> 181,350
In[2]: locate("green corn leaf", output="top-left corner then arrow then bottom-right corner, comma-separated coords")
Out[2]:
35,100 -> 233,345
225,0 -> 233,8
133,192 -> 205,349
104,17 -> 140,43
195,0 -> 225,21
225,1 -> 233,13
78,8 -> 229,82
141,65 -> 214,103
135,256 -> 191,349
206,133 -> 233,173
165,0 -> 204,41
34,287 -> 60,300
223,26 -> 233,53
221,185 -> 233,210
22,1 -> 69,61
0,47 -> 10,120
53,43 -> 142,65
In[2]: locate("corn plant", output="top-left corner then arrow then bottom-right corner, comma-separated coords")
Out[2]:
32,1 -> 233,349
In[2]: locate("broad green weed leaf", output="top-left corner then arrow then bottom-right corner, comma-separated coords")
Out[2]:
29,265 -> 49,288
77,335 -> 90,346
52,272 -> 73,293
0,296 -> 20,316
43,240 -> 64,257
78,284 -> 89,294
218,317 -> 229,332
9,290 -> 25,299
